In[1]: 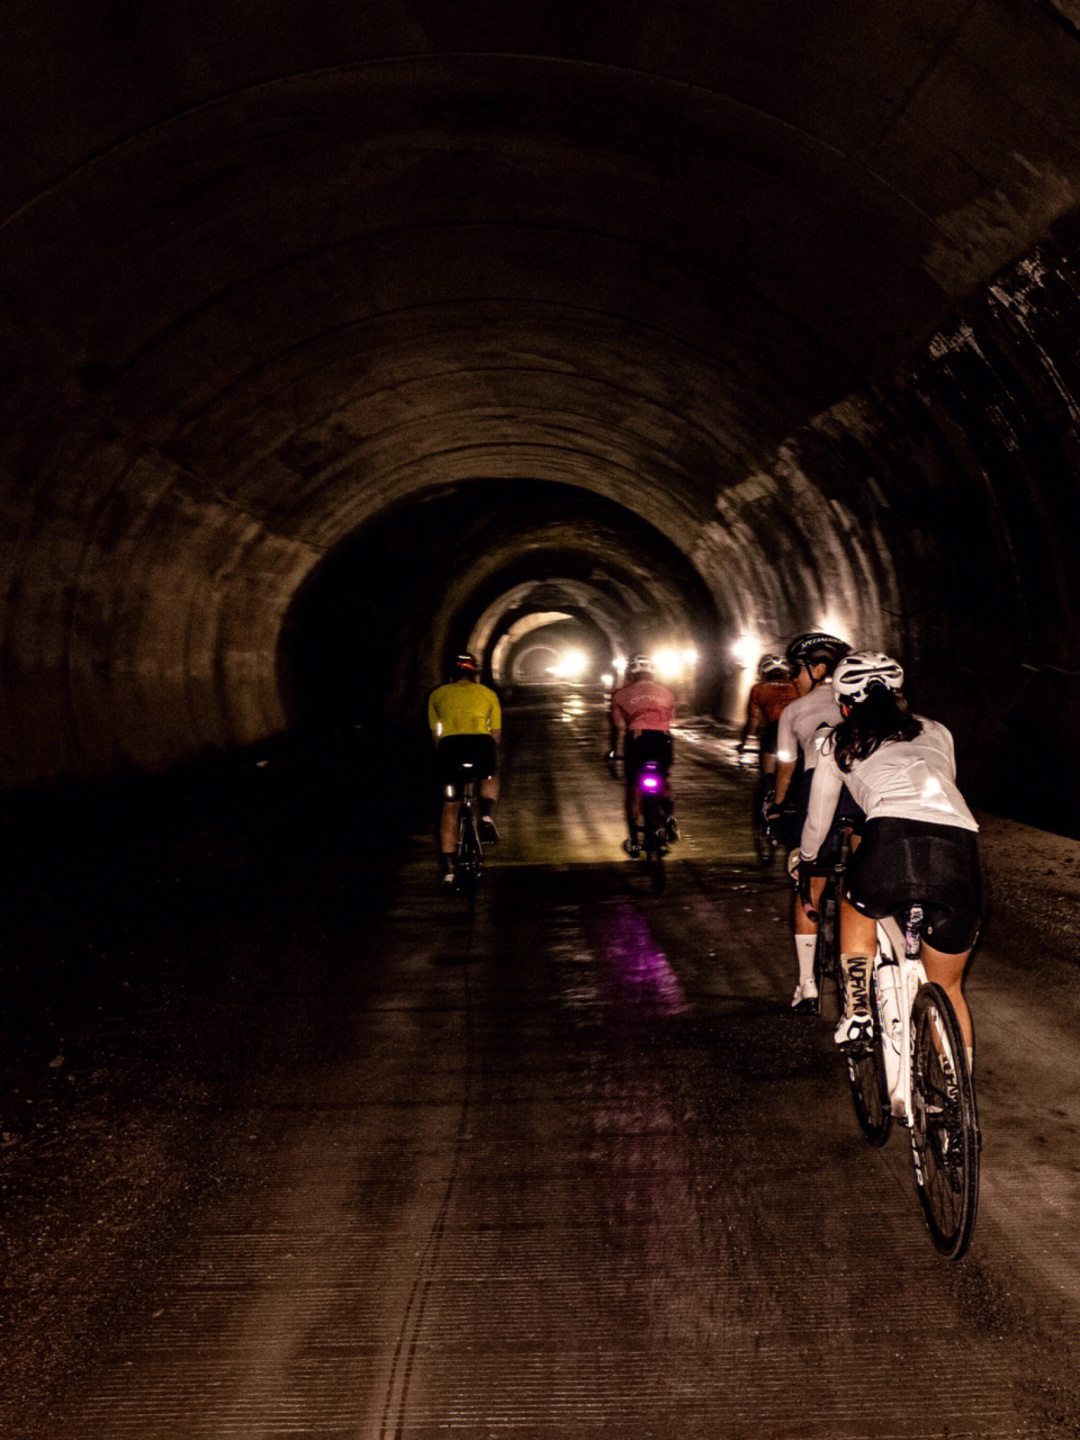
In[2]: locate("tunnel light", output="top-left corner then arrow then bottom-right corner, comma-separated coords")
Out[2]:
614,655 -> 627,675
553,647 -> 588,681
682,647 -> 698,667
600,672 -> 614,690
817,612 -> 849,643
730,633 -> 758,669
652,647 -> 682,682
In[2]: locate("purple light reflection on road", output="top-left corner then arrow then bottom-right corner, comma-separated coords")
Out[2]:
599,904 -> 687,1016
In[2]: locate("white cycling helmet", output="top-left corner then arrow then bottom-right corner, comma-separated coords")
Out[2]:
757,652 -> 789,680
627,653 -> 653,677
833,651 -> 905,706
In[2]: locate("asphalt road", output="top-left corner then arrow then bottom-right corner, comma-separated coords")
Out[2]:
3,691 -> 1080,1438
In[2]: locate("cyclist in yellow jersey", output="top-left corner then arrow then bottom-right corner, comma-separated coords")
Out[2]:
427,652 -> 502,887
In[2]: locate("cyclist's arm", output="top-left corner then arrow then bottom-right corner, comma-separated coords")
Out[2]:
799,752 -> 843,862
773,709 -> 799,803
774,759 -> 798,806
427,697 -> 442,743
740,692 -> 764,745
610,697 -> 628,745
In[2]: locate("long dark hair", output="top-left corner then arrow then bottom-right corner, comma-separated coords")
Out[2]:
831,685 -> 922,773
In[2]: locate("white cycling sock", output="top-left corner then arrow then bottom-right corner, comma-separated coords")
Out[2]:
794,933 -> 817,987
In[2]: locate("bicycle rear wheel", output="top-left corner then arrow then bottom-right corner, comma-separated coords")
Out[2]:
643,798 -> 666,893
753,789 -> 777,867
455,809 -> 484,913
909,983 -> 980,1259
846,990 -> 893,1146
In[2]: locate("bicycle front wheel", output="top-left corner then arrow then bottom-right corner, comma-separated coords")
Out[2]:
812,885 -> 839,1018
846,995 -> 893,1147
909,983 -> 980,1260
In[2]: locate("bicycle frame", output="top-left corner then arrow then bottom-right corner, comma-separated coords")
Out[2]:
872,906 -> 927,1122
862,901 -> 980,1258
452,764 -> 484,902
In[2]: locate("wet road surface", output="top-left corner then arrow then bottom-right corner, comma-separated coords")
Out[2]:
3,692 -> 1080,1438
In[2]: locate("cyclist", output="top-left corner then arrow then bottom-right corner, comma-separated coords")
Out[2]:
737,653 -> 800,781
611,653 -> 678,857
797,652 -> 982,1065
427,652 -> 502,889
771,631 -> 852,1011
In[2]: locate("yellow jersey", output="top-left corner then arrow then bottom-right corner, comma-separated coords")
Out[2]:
428,680 -> 502,737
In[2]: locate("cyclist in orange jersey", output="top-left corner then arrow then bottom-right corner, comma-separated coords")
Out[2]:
737,653 -> 800,780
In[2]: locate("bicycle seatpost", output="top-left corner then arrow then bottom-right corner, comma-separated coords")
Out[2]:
904,903 -> 924,959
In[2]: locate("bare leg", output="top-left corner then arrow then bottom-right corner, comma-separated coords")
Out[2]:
921,942 -> 973,1049
439,799 -> 461,856
839,902 -> 877,955
792,873 -> 826,1001
794,875 -> 826,937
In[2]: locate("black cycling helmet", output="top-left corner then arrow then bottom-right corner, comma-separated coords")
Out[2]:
452,651 -> 480,677
757,652 -> 789,681
627,653 -> 653,677
785,631 -> 850,674
833,651 -> 904,706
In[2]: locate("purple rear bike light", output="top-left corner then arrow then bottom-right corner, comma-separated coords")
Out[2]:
640,773 -> 661,791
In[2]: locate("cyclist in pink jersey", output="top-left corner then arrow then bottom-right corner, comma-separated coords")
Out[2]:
610,654 -> 678,857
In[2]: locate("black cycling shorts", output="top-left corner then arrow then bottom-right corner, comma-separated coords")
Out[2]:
760,718 -> 780,755
797,768 -> 864,874
625,730 -> 673,781
843,816 -> 983,954
435,734 -> 497,796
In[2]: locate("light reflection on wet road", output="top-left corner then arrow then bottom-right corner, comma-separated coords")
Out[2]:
4,692 -> 1080,1437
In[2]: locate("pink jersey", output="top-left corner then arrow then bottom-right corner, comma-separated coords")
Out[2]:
611,679 -> 676,735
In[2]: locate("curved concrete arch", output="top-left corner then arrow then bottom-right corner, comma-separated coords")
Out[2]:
4,4 -> 1080,828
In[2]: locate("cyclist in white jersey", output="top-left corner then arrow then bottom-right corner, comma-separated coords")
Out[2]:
797,652 -> 982,1062
770,632 -> 852,1010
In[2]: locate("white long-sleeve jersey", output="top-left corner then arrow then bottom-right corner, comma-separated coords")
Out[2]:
776,681 -> 841,771
800,717 -> 978,862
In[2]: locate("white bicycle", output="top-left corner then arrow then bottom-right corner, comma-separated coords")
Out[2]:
844,902 -> 981,1260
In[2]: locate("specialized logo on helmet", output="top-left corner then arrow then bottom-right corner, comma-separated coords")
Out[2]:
833,650 -> 904,705
785,631 -> 851,668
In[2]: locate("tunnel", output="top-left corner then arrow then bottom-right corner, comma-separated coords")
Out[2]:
3,2 -> 1080,832
9,8 -> 1080,1435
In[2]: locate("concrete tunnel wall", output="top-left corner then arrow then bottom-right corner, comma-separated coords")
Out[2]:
3,4 -> 1080,832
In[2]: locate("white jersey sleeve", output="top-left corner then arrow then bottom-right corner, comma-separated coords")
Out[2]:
799,745 -> 845,861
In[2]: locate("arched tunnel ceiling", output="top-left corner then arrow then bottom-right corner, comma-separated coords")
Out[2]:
4,2 -> 1080,819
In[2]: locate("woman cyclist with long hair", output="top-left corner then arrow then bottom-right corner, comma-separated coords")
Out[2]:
797,652 -> 983,1068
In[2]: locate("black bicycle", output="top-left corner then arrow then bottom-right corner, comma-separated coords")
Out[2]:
452,765 -> 484,912
637,759 -> 668,894
753,778 -> 779,867
810,820 -> 854,1018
